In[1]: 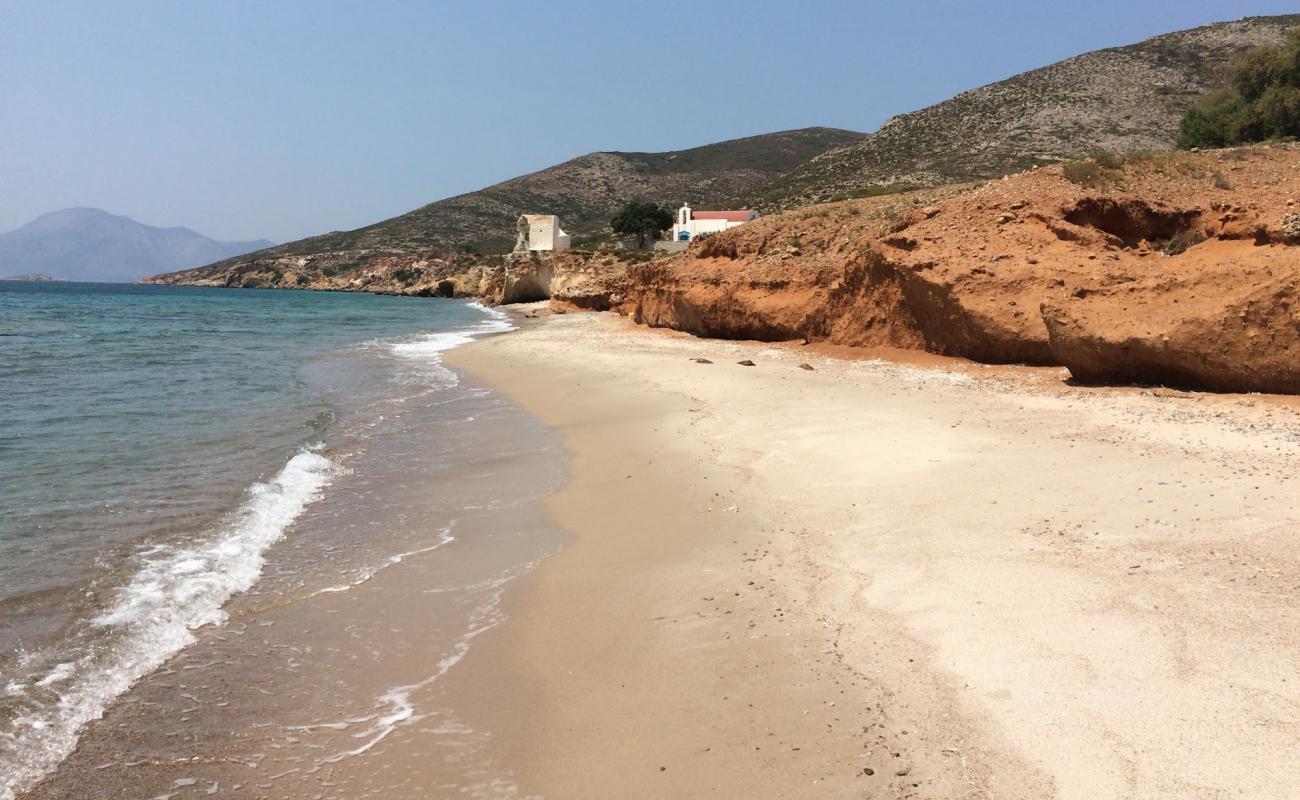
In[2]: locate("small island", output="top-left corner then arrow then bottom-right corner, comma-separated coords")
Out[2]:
0,273 -> 65,282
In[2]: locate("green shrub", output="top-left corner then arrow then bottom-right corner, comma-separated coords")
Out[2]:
1062,159 -> 1123,189
1179,28 -> 1300,148
1092,150 -> 1124,170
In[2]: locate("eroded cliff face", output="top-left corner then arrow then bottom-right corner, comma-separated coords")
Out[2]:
1041,247 -> 1300,393
497,251 -> 641,309
141,250 -> 498,297
625,145 -> 1300,394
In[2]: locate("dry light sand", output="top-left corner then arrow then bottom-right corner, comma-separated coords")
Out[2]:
444,308 -> 1299,800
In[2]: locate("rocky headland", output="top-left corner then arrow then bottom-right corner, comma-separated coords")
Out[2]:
0,274 -> 64,282
142,247 -> 648,310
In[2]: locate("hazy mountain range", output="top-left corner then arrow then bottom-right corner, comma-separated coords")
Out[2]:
0,208 -> 273,283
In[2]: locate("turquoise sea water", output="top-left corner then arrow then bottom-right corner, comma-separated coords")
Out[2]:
0,281 -> 516,797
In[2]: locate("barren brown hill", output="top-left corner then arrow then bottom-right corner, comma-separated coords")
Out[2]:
752,14 -> 1300,210
628,145 -> 1300,394
144,128 -> 864,288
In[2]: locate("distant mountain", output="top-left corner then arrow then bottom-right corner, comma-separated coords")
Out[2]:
750,14 -> 1300,208
0,273 -> 63,282
0,208 -> 274,283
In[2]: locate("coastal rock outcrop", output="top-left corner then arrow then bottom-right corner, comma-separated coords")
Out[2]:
503,251 -> 636,311
143,247 -> 649,311
627,145 -> 1300,394
1041,252 -> 1300,393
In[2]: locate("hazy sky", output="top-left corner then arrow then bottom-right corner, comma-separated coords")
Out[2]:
3,1 -> 1297,242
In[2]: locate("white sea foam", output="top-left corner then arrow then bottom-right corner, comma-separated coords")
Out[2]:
294,563 -> 535,775
387,303 -> 514,389
391,305 -> 514,359
310,525 -> 456,597
0,449 -> 339,800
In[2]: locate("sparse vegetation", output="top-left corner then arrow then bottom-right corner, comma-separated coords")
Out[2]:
1092,151 -> 1125,170
609,249 -> 660,264
1062,153 -> 1127,189
1155,229 -> 1207,255
825,184 -> 914,204
1178,28 -> 1300,148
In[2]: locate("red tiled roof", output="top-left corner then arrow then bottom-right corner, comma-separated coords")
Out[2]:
691,210 -> 755,222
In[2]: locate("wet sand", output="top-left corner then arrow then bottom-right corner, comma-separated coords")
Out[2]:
445,309 -> 1300,800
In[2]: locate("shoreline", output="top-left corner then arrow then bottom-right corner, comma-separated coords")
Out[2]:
12,304 -> 564,800
445,308 -> 1300,799
15,300 -> 1298,798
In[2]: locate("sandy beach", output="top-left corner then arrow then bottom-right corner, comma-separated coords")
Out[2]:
445,308 -> 1300,800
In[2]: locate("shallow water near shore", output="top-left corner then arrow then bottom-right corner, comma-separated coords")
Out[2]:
1,282 -> 564,798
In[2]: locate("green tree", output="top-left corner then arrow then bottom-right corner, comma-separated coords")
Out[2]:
1231,46 -> 1282,102
1177,90 -> 1249,149
1179,27 -> 1300,149
1255,84 -> 1300,138
610,202 -> 674,249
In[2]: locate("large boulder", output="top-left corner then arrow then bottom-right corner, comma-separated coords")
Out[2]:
1042,249 -> 1300,393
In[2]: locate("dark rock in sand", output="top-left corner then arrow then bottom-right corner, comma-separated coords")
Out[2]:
737,359 -> 756,366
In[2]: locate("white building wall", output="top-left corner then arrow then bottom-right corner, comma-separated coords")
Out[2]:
524,219 -> 571,251
529,221 -> 554,251
670,217 -> 748,241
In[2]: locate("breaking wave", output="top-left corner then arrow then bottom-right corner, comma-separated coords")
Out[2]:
0,449 -> 339,800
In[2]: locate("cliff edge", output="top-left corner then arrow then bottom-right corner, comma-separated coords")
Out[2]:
627,145 -> 1300,394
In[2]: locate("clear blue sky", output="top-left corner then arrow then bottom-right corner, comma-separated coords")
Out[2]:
2,0 -> 1297,242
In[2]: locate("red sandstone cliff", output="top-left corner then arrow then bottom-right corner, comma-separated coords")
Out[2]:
624,145 -> 1300,394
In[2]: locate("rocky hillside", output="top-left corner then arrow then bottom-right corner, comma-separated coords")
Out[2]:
146,128 -> 865,288
628,145 -> 1300,394
151,14 -> 1300,304
751,14 -> 1300,209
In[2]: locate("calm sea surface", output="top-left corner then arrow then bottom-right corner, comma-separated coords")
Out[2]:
0,282 -> 556,798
